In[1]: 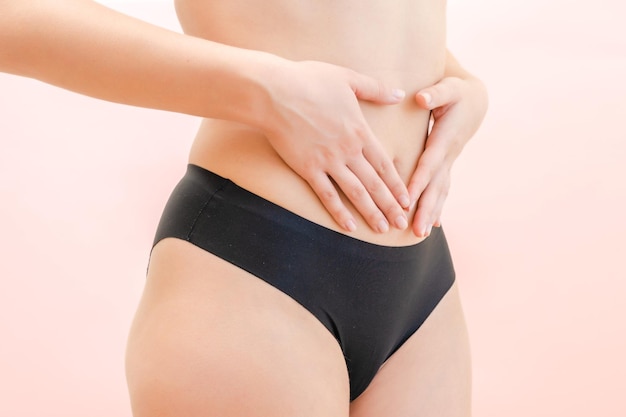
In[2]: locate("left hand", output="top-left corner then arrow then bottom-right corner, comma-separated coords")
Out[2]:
408,75 -> 488,237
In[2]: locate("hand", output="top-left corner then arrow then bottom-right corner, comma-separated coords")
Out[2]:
262,60 -> 411,233
408,75 -> 488,237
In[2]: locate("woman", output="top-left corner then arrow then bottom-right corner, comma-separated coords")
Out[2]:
0,0 -> 488,415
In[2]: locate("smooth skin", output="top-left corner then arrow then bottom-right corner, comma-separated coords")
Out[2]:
0,0 -> 487,416
128,239 -> 471,417
0,0 -> 487,237
0,0 -> 409,233
411,64 -> 489,235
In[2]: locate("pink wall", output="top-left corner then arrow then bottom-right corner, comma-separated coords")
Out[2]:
1,1 -> 624,416
445,1 -> 626,415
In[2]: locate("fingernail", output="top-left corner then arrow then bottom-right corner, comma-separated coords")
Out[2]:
345,219 -> 357,232
399,194 -> 411,209
395,215 -> 408,230
420,92 -> 432,107
377,219 -> 389,233
392,89 -> 406,100
425,224 -> 433,236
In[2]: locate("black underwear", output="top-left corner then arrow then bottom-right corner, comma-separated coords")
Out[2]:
152,164 -> 456,401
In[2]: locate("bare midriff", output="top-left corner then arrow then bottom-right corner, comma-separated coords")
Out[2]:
176,0 -> 447,246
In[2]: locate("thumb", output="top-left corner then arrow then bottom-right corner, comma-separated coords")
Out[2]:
415,76 -> 463,110
349,72 -> 406,104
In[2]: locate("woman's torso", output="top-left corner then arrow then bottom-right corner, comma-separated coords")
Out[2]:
176,0 -> 447,246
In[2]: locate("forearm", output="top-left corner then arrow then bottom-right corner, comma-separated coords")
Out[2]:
0,0 -> 279,125
0,1 -> 417,233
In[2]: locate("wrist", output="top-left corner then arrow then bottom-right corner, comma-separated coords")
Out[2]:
213,48 -> 292,132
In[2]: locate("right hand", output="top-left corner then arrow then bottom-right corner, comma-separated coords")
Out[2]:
260,60 -> 410,233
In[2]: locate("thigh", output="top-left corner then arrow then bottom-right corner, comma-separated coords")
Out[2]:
126,238 -> 350,417
349,282 -> 472,417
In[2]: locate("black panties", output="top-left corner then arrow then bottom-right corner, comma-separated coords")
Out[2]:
152,164 -> 456,400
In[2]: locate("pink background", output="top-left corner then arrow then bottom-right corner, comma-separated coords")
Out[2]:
1,1 -> 624,415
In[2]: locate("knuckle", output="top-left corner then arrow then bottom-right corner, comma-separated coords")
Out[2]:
382,203 -> 401,219
366,210 -> 384,227
348,185 -> 367,201
320,147 -> 339,164
309,175 -> 334,200
440,81 -> 454,97
351,123 -> 370,142
373,158 -> 391,176
390,179 -> 408,197
317,187 -> 336,204
339,140 -> 362,159
365,178 -> 385,195
327,205 -> 346,221
375,81 -> 384,99
376,162 -> 387,176
430,83 -> 444,98
302,155 -> 323,175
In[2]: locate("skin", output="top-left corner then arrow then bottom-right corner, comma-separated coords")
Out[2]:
179,0 -> 488,242
0,0 -> 487,415
411,61 -> 488,235
0,0 -> 487,238
130,240 -> 472,417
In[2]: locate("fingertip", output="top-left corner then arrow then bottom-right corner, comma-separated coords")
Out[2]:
392,88 -> 406,101
377,219 -> 390,234
394,214 -> 408,230
398,194 -> 411,209
344,218 -> 357,232
416,92 -> 433,109
413,223 -> 432,238
412,222 -> 425,238
407,187 -> 419,210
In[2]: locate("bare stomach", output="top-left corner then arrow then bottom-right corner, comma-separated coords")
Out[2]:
179,0 -> 447,246
189,94 -> 432,246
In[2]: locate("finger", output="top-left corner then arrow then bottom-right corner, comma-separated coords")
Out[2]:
411,185 -> 439,238
307,173 -> 358,232
407,145 -> 445,208
415,76 -> 463,110
329,166 -> 391,233
361,138 -> 411,209
411,169 -> 451,237
348,71 -> 406,104
427,117 -> 464,165
347,157 -> 408,230
428,188 -> 448,229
